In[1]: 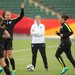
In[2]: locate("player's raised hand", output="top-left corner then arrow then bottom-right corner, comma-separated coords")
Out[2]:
21,2 -> 25,8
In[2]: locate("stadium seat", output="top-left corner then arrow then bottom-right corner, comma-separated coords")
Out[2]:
0,0 -> 75,18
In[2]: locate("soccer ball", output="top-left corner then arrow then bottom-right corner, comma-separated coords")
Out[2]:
27,64 -> 34,71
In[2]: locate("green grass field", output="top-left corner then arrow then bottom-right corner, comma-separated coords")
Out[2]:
1,39 -> 75,75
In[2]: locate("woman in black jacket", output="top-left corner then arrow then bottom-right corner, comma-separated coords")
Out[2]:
1,2 -> 25,75
55,14 -> 75,75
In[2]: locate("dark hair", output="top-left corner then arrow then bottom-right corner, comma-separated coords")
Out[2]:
61,15 -> 70,21
0,17 -> 3,26
0,17 -> 3,21
2,11 -> 6,18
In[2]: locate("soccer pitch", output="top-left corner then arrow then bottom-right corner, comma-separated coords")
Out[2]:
1,39 -> 75,75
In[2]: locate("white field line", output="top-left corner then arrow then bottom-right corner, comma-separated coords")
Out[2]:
13,45 -> 58,53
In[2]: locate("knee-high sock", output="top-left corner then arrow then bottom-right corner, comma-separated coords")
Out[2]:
5,58 -> 9,68
9,58 -> 15,70
3,66 -> 11,75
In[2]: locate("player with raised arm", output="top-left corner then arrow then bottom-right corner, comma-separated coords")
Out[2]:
0,2 -> 25,75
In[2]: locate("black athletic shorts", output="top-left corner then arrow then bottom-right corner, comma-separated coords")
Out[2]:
0,43 -> 4,58
4,39 -> 13,50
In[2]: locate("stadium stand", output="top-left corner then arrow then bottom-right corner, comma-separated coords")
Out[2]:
0,0 -> 75,35
0,0 -> 75,18
36,0 -> 75,18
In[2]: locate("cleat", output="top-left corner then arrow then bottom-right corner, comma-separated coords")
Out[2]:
45,69 -> 48,71
45,66 -> 48,71
12,72 -> 16,75
12,70 -> 16,75
0,67 -> 3,73
61,67 -> 68,74
72,73 -> 75,75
